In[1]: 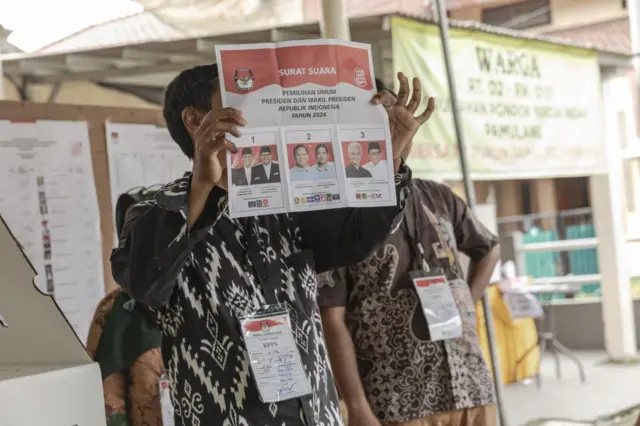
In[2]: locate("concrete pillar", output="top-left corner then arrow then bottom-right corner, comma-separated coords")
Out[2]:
531,178 -> 558,230
320,0 -> 351,40
474,181 -> 490,204
446,180 -> 490,204
495,180 -> 523,232
591,72 -> 637,361
0,26 -> 11,100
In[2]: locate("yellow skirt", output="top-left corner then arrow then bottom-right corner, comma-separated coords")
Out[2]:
475,285 -> 540,384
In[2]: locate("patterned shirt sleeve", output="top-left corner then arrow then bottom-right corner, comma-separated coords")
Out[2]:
440,184 -> 499,263
110,174 -> 228,308
128,348 -> 164,426
296,161 -> 412,274
316,268 -> 349,308
85,290 -> 129,423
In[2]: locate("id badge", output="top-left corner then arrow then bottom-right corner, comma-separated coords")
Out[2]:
410,270 -> 462,341
158,375 -> 175,426
239,305 -> 312,403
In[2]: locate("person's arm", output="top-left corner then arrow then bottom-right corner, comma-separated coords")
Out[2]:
467,245 -> 501,301
317,270 -> 381,426
110,176 -> 228,308
439,183 -> 500,302
85,290 -> 130,425
297,162 -> 411,273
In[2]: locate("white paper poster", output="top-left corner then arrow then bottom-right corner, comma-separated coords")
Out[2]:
216,39 -> 396,218
105,123 -> 191,237
0,120 -> 104,342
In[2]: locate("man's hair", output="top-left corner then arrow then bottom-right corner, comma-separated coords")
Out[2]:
375,78 -> 397,97
293,145 -> 308,155
163,64 -> 219,159
315,144 -> 329,154
348,142 -> 361,152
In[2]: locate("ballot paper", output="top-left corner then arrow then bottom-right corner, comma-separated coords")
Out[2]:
216,39 -> 396,218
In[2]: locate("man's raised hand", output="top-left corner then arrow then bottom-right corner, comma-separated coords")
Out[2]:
371,72 -> 435,172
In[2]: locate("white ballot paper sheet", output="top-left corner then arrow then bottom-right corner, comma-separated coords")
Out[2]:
106,123 -> 191,242
504,288 -> 544,320
216,39 -> 396,218
0,120 -> 104,342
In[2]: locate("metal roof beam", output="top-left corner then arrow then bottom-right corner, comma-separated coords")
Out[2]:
597,52 -> 633,70
270,29 -> 319,42
65,54 -> 154,70
14,59 -> 67,73
26,58 -> 207,84
196,39 -> 224,53
121,48 -> 205,62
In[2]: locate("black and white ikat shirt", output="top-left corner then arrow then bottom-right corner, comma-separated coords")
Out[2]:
111,165 -> 411,426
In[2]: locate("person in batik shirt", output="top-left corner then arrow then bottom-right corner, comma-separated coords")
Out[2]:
110,65 -> 434,426
318,79 -> 501,426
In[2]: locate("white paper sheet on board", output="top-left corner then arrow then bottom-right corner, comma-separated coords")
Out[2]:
105,123 -> 191,242
0,120 -> 104,342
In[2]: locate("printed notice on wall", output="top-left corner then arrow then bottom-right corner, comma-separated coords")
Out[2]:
216,40 -> 396,218
106,123 -> 192,241
0,120 -> 104,342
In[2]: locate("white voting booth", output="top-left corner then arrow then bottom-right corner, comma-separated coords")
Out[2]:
0,216 -> 105,426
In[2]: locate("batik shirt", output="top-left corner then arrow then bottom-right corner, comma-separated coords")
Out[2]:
86,289 -> 164,426
111,166 -> 410,426
318,179 -> 497,424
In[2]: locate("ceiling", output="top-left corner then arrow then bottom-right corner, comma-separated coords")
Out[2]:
0,12 -> 630,94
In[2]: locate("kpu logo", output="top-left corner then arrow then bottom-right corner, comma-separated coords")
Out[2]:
234,68 -> 255,91
354,67 -> 367,87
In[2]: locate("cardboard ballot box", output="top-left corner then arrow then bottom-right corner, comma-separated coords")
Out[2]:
0,216 -> 105,426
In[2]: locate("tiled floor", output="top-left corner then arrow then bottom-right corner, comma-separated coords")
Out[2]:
502,351 -> 640,426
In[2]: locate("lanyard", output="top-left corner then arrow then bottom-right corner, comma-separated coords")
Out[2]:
402,197 -> 430,273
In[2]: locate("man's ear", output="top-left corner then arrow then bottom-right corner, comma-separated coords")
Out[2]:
181,107 -> 203,134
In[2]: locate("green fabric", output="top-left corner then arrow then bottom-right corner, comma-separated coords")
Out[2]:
94,292 -> 162,379
107,413 -> 130,426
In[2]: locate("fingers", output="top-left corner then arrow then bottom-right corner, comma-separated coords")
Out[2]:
194,107 -> 245,153
201,107 -> 246,127
395,72 -> 410,107
405,77 -> 422,114
416,97 -> 436,125
370,91 -> 395,107
216,107 -> 246,126
214,121 -> 242,138
209,133 -> 237,154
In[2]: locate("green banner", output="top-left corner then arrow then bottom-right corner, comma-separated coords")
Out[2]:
391,17 -> 606,180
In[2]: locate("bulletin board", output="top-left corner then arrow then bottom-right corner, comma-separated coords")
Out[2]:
0,100 -> 164,293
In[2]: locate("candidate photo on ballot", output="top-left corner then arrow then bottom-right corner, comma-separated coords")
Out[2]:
231,145 -> 280,186
289,142 -> 337,182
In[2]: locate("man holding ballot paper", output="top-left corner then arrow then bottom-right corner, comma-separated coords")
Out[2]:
111,39 -> 434,426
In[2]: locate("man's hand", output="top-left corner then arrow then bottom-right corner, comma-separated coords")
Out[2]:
372,72 -> 435,172
192,107 -> 246,190
188,107 -> 245,227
